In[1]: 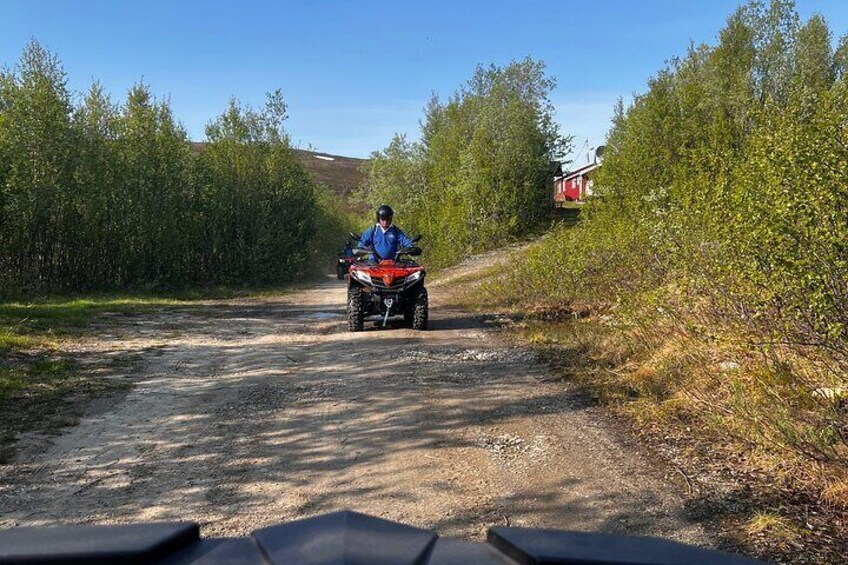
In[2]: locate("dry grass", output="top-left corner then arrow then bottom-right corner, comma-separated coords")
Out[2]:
822,479 -> 848,508
745,512 -> 807,548
470,288 -> 848,562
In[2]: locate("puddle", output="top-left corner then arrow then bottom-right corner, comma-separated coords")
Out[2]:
296,312 -> 344,320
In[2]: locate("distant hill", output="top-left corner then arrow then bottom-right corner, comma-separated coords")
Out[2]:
191,143 -> 367,206
291,148 -> 366,200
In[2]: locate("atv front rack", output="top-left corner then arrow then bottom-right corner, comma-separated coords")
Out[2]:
0,510 -> 764,564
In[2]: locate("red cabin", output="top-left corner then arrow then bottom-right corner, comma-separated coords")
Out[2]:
553,161 -> 600,204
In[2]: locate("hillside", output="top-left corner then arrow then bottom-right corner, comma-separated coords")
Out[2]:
192,142 -> 366,209
291,149 -> 366,200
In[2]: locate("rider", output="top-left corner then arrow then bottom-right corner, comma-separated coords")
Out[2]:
358,205 -> 414,262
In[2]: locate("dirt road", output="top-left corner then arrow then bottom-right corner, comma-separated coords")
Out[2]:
0,273 -> 711,545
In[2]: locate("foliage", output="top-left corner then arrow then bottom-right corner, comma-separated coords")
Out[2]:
484,0 -> 848,507
359,58 -> 570,266
0,42 -> 342,296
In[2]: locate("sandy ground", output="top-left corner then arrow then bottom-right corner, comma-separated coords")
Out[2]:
0,266 -> 713,546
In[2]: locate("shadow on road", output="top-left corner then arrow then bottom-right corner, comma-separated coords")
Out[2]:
0,296 -> 705,544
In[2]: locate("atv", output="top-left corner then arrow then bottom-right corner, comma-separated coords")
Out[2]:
347,233 -> 427,331
336,254 -> 355,279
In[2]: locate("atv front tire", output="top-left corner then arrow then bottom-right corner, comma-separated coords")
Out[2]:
412,286 -> 428,331
348,286 -> 366,331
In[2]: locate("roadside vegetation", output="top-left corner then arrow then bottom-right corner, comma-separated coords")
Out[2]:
0,40 -> 353,297
0,41 -> 355,456
358,58 -> 569,266
0,295 -> 189,461
479,1 -> 847,561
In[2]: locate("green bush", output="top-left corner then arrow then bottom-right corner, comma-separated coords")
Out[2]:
0,42 -> 344,296
485,0 -> 848,484
359,58 -> 569,267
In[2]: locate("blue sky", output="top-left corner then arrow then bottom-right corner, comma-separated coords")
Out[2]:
3,1 -> 848,159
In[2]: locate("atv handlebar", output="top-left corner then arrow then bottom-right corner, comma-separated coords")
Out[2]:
352,245 -> 421,261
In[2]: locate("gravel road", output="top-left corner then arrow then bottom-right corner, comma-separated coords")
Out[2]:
0,274 -> 712,546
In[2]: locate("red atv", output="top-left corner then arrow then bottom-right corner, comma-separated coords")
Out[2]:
336,254 -> 355,279
347,233 -> 427,331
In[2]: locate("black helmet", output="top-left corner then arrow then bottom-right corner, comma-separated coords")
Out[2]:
376,205 -> 394,221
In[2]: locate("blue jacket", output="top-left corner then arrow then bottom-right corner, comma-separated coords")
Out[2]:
359,224 -> 414,261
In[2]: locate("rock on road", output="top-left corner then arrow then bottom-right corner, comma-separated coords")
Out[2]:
0,275 -> 710,546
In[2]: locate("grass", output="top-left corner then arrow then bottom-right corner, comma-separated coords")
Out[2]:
429,241 -> 534,310
0,297 -> 178,335
0,294 -> 190,384
495,313 -> 846,562
0,284 -> 301,341
0,356 -> 131,462
0,359 -> 79,402
0,295 -> 181,435
0,366 -> 28,399
745,512 -> 807,549
552,200 -> 584,210
430,264 -> 504,309
0,329 -> 48,352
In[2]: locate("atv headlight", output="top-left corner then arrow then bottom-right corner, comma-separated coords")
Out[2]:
352,270 -> 371,284
406,271 -> 422,283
